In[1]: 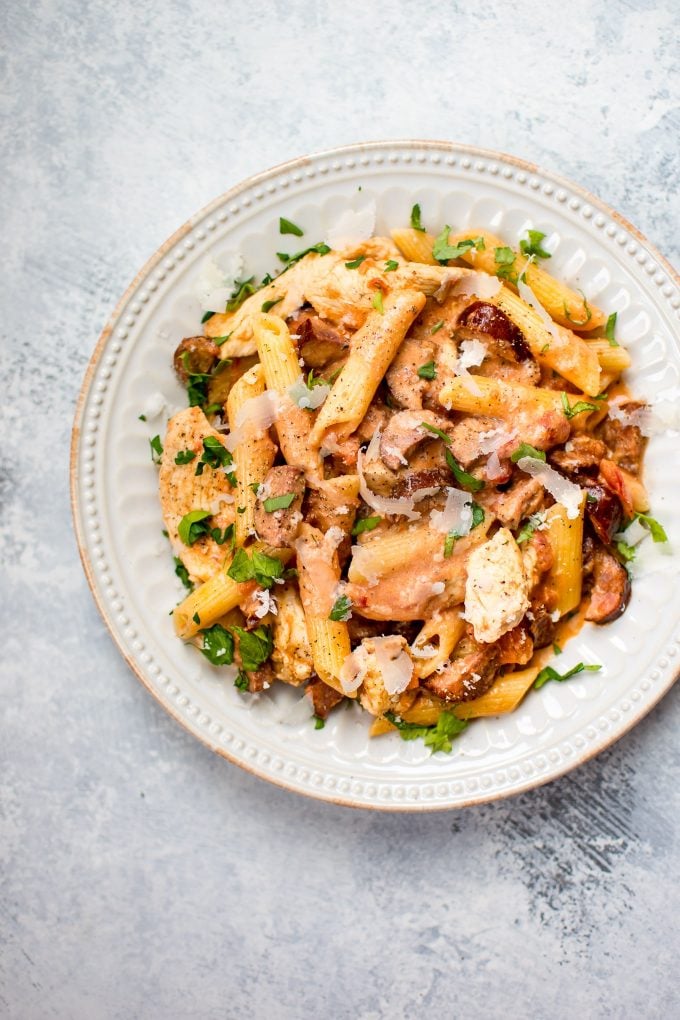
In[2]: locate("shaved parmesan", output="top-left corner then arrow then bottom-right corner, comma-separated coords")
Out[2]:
253,589 -> 278,619
364,426 -> 383,464
195,254 -> 245,312
339,645 -> 370,694
453,271 -> 502,300
224,390 -> 282,452
607,397 -> 680,437
372,636 -> 414,696
517,276 -> 562,345
477,426 -> 517,456
517,456 -> 583,519
485,451 -> 505,480
457,338 -> 488,371
140,391 -> 166,420
326,202 -> 376,248
429,487 -> 473,535
410,642 -> 438,660
288,375 -> 330,410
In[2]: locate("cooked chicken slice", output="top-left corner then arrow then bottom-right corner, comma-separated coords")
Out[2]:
253,466 -> 305,547
477,475 -> 544,531
379,410 -> 452,470
583,536 -> 631,624
464,528 -> 530,644
304,476 -> 360,565
447,415 -> 511,468
386,335 -> 436,409
549,435 -> 607,475
422,634 -> 499,702
204,249 -> 474,357
271,585 -> 314,686
339,635 -> 417,717
159,406 -> 236,583
597,402 -> 646,475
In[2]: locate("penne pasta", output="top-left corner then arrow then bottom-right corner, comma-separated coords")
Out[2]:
226,363 -> 277,546
446,228 -> 606,330
586,338 -> 632,375
252,312 -> 321,474
544,495 -> 586,618
438,374 -> 566,418
309,288 -> 426,447
411,610 -> 466,679
390,227 -> 438,265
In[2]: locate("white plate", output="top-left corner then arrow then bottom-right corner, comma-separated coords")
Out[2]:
71,141 -> 680,811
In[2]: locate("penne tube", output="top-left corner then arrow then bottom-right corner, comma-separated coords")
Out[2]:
491,286 -> 602,396
438,374 -> 565,418
411,610 -> 466,679
452,666 -> 542,719
446,228 -> 606,331
544,495 -> 586,618
252,312 -> 321,473
295,524 -> 354,696
309,288 -> 427,447
586,339 -> 632,375
226,363 -> 277,546
390,227 -> 438,265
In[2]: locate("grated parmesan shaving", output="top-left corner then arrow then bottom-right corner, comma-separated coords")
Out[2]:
357,450 -> 438,520
517,456 -> 583,519
453,271 -> 502,300
339,645 -> 370,694
288,375 -> 330,410
371,636 -> 414,696
194,254 -> 245,312
325,202 -> 376,249
253,589 -> 278,619
429,487 -> 474,535
364,426 -> 383,464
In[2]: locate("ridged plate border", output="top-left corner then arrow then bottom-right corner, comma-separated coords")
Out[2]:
71,140 -> 680,811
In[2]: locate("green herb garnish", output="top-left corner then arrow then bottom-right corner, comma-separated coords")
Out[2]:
494,246 -> 517,281
177,509 -> 212,546
201,311 -> 215,323
534,662 -> 601,690
519,230 -> 551,260
384,259 -> 399,272
234,670 -> 250,691
385,710 -> 468,754
279,217 -> 304,237
173,557 -> 194,591
200,624 -> 234,666
234,625 -> 273,671
174,449 -> 197,465
410,204 -> 425,231
226,547 -> 284,589
314,716 -> 325,730
226,278 -> 257,312
352,515 -> 381,536
417,361 -> 437,380
329,595 -> 352,622
445,449 -> 485,492
561,392 -> 600,419
605,312 -> 619,347
263,492 -> 297,513
149,435 -> 163,463
432,228 -> 484,263
261,297 -> 282,313
635,512 -> 668,543
345,255 -> 366,269
372,291 -> 384,314
510,443 -> 546,463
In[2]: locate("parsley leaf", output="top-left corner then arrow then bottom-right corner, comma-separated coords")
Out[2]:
277,242 -> 331,269
314,716 -> 325,730
226,547 -> 284,589
329,595 -> 352,622
534,662 -> 601,690
470,502 -> 485,528
420,421 -> 450,443
212,333 -> 233,346
351,515 -> 381,536
635,512 -> 668,543
173,557 -> 194,591
445,449 -> 485,491
444,532 -> 456,557
201,311 -> 215,323
263,492 -> 296,512
510,443 -> 546,463
195,436 -> 233,477
519,229 -> 552,260
234,670 -> 250,691
384,259 -> 399,272
616,540 -> 637,562
561,392 -> 600,419
430,320 -> 444,335
178,510 -> 212,546
385,710 -> 468,754
279,216 -> 304,237
226,278 -> 257,312
372,291 -> 384,314
605,312 -> 619,347
150,435 -> 163,463
345,255 -> 366,269
261,297 -> 282,313
516,512 -> 546,544
553,642 -> 562,655
433,228 -> 484,263
417,360 -> 437,380
494,246 -> 517,281
410,203 -> 425,232
199,624 -> 235,667
234,625 -> 273,671
211,524 -> 234,547
174,449 -> 196,465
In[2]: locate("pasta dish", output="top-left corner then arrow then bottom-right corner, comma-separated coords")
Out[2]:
151,206 -> 666,753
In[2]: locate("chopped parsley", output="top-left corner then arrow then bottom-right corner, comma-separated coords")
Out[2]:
174,449 -> 196,465
417,360 -> 437,380
445,449 -> 485,492
371,291 -> 384,314
279,216 -> 304,237
180,351 -> 228,414
519,229 -> 551,260
510,443 -> 546,463
201,310 -> 215,324
329,594 -> 352,622
616,539 -> 637,562
430,320 -> 444,335
444,532 -> 456,558
635,512 -> 668,543
277,242 -> 331,269
261,297 -> 282,313
552,643 -> 562,656
352,515 -> 381,536
561,392 -> 600,419
420,421 -> 450,443
263,492 -> 297,513
534,661 -> 601,690
234,670 -> 250,691
385,710 -> 468,754
234,625 -> 273,671
384,259 -> 399,272
149,435 -> 163,463
226,277 -> 257,312
563,291 -> 592,326
226,547 -> 284,589
433,228 -> 484,263
410,203 -> 425,232
314,716 -> 325,730
605,311 -> 619,347
173,557 -> 194,591
210,524 -> 234,547
345,255 -> 366,269
195,436 -> 234,479
199,624 -> 235,667
212,333 -> 233,346
444,502 -> 484,556
516,512 -> 546,544
177,509 -> 212,546
494,246 -> 517,281
138,414 -> 147,421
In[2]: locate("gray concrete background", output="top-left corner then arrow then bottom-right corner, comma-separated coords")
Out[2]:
2,1 -> 679,1017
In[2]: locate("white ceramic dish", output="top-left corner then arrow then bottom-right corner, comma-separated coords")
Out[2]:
71,141 -> 680,810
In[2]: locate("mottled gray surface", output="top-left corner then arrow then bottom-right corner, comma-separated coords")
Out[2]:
2,0 -> 679,1017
